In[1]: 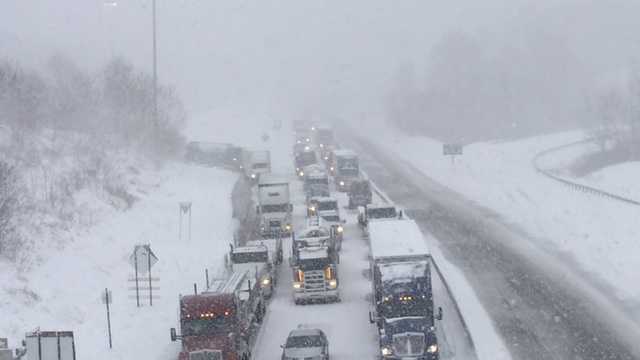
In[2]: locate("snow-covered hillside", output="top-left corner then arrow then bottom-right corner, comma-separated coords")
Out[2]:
0,161 -> 237,359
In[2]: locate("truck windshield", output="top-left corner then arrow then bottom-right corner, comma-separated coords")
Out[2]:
316,130 -> 334,145
351,182 -> 370,193
297,152 -> 317,167
368,207 -> 397,219
261,204 -> 289,213
299,257 -> 332,270
232,251 -> 268,263
317,201 -> 337,211
321,215 -> 340,222
378,282 -> 433,319
337,158 -> 359,176
286,335 -> 324,348
181,317 -> 232,336
307,178 -> 329,186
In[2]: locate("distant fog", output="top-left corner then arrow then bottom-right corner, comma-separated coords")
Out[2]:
3,1 -> 640,139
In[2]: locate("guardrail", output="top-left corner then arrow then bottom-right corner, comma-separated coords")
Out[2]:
532,138 -> 640,206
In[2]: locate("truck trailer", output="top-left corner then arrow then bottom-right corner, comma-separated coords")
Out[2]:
368,219 -> 442,360
241,150 -> 271,181
333,149 -> 359,192
257,175 -> 292,237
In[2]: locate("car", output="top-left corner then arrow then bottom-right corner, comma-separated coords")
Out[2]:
281,327 -> 330,360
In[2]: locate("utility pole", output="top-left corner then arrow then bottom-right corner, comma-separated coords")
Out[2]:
152,0 -> 159,139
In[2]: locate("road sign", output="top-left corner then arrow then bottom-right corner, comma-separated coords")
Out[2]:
443,144 -> 463,156
129,245 -> 158,275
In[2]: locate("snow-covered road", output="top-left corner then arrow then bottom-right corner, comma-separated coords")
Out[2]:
252,179 -> 379,359
349,135 -> 640,360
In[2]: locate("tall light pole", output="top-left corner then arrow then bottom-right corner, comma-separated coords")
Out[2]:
152,0 -> 159,137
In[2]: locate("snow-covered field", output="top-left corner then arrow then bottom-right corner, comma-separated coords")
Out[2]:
362,122 -> 640,313
578,162 -> 640,200
0,162 -> 238,359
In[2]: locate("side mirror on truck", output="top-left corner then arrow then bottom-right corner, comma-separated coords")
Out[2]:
369,310 -> 378,324
170,328 -> 178,342
437,307 -> 443,321
256,205 -> 260,215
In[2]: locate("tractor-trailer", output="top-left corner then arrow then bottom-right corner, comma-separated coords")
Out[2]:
257,175 -> 292,236
368,219 -> 442,360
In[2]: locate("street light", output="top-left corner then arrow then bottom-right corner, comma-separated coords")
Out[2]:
152,0 -> 158,137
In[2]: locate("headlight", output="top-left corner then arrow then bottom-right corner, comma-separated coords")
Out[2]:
427,344 -> 438,353
381,346 -> 393,356
339,181 -> 345,186
330,167 -> 334,171
324,156 -> 329,160
320,143 -> 324,148
261,277 -> 271,286
309,206 -> 316,212
285,224 -> 292,230
336,226 -> 343,233
251,173 -> 256,179
293,282 -> 302,289
299,171 -> 304,177
328,279 -> 337,289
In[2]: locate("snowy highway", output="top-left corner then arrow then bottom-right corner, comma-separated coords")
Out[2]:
252,178 -> 379,359
248,129 -> 479,360
349,136 -> 640,360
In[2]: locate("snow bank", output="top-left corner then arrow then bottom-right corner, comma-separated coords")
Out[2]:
0,163 -> 237,359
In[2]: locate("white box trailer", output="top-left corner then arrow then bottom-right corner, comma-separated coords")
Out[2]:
368,219 -> 430,262
24,331 -> 76,360
242,150 -> 271,180
257,175 -> 292,236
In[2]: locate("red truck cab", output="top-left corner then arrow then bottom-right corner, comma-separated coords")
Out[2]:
171,271 -> 265,360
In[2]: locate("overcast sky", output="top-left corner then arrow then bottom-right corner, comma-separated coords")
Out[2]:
3,1 -> 640,122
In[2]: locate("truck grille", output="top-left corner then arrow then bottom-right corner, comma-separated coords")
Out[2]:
392,333 -> 425,356
302,270 -> 326,292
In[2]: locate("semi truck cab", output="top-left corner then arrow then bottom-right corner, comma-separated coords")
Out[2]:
257,175 -> 292,237
170,271 -> 265,360
290,246 -> 340,305
333,149 -> 359,192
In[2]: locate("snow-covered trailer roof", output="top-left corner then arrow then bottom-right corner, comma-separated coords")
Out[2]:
369,219 -> 430,262
258,174 -> 288,186
333,149 -> 357,158
231,245 -> 268,254
208,270 -> 250,294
